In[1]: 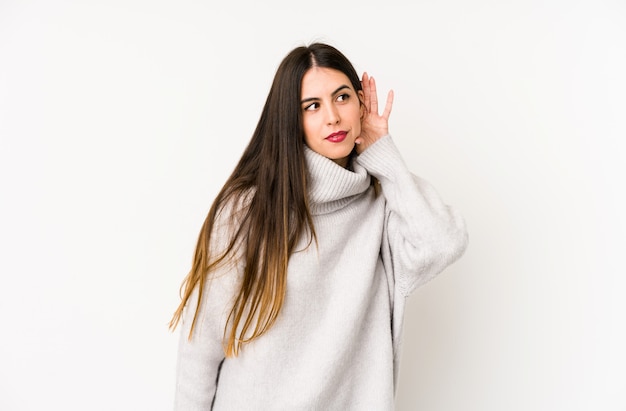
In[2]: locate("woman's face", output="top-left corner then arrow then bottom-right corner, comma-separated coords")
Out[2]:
300,67 -> 364,168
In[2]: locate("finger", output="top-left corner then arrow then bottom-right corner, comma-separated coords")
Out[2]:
382,89 -> 394,119
369,76 -> 379,115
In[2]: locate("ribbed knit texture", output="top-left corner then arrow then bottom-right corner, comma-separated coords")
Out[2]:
304,147 -> 370,215
174,135 -> 468,411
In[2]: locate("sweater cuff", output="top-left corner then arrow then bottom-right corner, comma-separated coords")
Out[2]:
355,134 -> 406,180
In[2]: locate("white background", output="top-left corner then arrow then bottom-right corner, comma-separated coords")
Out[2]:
1,0 -> 625,410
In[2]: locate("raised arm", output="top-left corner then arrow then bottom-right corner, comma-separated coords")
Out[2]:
356,135 -> 468,296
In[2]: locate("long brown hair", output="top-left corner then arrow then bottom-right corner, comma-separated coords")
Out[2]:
169,43 -> 364,356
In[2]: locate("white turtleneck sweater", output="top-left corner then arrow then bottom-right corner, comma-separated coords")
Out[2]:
174,135 -> 468,410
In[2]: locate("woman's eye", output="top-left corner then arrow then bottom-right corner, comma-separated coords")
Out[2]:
337,93 -> 350,102
304,102 -> 319,111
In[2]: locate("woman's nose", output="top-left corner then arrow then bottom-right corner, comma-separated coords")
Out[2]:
325,105 -> 340,125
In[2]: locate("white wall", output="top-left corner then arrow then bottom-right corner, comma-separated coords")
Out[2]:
1,1 -> 624,410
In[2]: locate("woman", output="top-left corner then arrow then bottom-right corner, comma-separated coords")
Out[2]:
170,42 -> 468,410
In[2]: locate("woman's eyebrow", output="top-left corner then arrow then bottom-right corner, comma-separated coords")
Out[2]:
301,85 -> 351,104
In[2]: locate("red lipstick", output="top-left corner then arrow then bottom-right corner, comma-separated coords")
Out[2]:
326,131 -> 347,143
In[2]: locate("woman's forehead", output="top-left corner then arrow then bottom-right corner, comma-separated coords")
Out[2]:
301,67 -> 352,97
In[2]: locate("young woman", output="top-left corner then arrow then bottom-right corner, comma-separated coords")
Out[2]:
170,42 -> 468,410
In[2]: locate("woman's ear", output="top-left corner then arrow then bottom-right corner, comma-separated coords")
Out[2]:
358,90 -> 365,119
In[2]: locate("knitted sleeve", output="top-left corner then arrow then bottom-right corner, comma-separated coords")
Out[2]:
355,135 -> 468,297
174,197 -> 247,410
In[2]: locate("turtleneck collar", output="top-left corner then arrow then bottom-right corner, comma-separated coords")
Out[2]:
304,145 -> 371,215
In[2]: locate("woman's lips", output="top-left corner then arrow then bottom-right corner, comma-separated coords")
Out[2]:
326,131 -> 347,143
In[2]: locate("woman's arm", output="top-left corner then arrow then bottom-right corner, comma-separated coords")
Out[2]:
174,199 -> 247,410
174,281 -> 229,410
355,73 -> 467,295
356,135 -> 468,296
